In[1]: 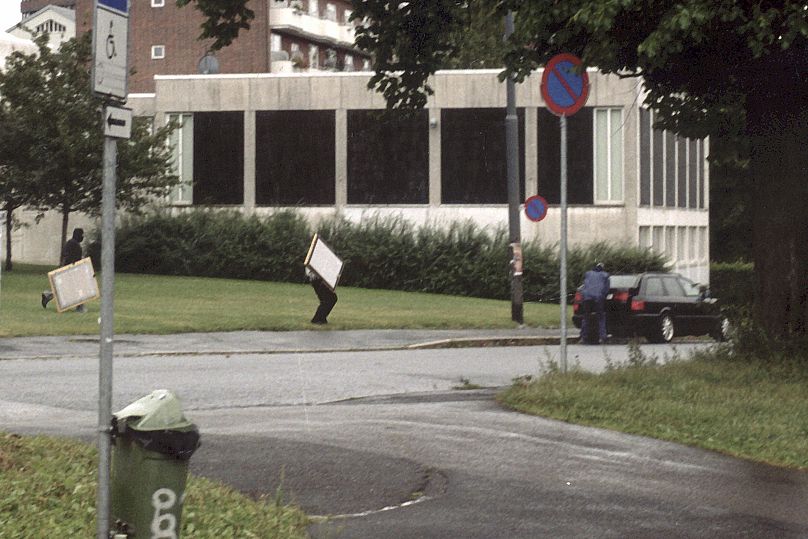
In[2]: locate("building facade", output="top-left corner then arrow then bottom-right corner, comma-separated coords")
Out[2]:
120,69 -> 709,283
69,0 -> 367,93
7,5 -> 75,49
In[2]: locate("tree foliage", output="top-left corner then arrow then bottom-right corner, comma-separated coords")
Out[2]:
0,34 -> 178,265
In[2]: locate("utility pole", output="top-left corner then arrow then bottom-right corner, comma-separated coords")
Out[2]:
504,11 -> 523,324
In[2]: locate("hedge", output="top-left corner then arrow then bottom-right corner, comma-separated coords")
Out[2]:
113,210 -> 668,302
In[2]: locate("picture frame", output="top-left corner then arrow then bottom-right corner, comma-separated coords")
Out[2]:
304,234 -> 344,291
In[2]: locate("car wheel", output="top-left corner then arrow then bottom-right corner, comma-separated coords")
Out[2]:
647,312 -> 674,343
710,316 -> 731,342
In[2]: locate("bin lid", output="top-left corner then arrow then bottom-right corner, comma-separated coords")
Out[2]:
114,389 -> 194,431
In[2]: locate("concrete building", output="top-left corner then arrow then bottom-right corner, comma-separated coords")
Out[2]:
7,4 -> 75,50
119,69 -> 710,282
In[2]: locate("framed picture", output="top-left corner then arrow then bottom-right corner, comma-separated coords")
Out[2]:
304,234 -> 344,291
47,257 -> 99,313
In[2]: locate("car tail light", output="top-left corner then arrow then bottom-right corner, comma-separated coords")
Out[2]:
631,299 -> 645,311
573,291 -> 582,313
612,291 -> 629,303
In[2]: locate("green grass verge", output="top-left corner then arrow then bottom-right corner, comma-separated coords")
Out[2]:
0,265 -> 565,337
498,351 -> 808,470
0,433 -> 309,538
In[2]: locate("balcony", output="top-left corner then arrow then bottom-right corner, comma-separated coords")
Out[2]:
270,6 -> 356,49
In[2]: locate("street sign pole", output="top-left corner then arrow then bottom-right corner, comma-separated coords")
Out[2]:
96,134 -> 117,539
540,53 -> 589,374
504,11 -> 523,325
92,1 -> 129,537
559,116 -> 568,372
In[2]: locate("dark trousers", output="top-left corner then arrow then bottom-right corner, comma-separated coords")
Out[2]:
311,279 -> 337,324
580,298 -> 607,344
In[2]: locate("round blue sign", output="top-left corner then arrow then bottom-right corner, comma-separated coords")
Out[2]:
540,53 -> 589,117
525,195 -> 548,222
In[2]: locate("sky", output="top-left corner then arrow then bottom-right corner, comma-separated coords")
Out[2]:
1,1 -> 22,33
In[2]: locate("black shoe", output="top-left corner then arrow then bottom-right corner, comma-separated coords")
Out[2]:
41,293 -> 49,309
311,319 -> 327,325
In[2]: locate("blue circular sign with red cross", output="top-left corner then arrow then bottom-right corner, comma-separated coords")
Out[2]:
524,195 -> 549,222
540,53 -> 590,117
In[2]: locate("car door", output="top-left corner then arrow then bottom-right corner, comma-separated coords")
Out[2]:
663,276 -> 694,334
678,276 -> 717,334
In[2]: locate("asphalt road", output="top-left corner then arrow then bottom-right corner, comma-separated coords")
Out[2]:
1,339 -> 807,538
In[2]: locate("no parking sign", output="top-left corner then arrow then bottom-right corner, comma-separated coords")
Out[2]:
540,53 -> 589,117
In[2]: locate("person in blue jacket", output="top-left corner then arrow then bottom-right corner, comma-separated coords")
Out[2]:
580,262 -> 610,344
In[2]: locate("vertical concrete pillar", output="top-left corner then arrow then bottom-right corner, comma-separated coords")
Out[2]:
525,107 -> 538,197
428,107 -> 441,207
335,109 -> 348,208
243,110 -> 256,211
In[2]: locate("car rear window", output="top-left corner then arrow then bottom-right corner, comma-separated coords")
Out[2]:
609,275 -> 639,289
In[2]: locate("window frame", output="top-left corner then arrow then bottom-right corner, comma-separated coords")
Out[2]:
151,0 -> 165,6
593,107 -> 624,203
151,45 -> 166,60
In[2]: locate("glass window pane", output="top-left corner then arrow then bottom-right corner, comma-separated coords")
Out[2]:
610,109 -> 622,200
639,109 -> 651,205
639,226 -> 651,249
595,109 -> 608,201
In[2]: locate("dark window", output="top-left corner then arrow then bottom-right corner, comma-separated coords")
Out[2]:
652,127 -> 664,206
537,107 -> 593,204
697,140 -> 705,209
193,112 -> 244,205
688,139 -> 699,209
347,110 -> 429,204
665,132 -> 676,207
639,109 -> 651,206
441,108 -> 524,204
255,110 -> 335,205
677,138 -> 687,207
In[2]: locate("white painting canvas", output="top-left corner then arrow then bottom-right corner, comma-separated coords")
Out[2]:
48,258 -> 100,312
304,234 -> 344,290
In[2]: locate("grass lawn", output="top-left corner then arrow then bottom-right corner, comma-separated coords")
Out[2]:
0,264 -> 565,337
498,350 -> 808,470
0,433 -> 309,538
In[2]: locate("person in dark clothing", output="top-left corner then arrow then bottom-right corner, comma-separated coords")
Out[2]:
306,268 -> 337,324
42,228 -> 85,311
580,262 -> 610,344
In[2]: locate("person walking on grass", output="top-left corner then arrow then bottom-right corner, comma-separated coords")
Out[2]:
580,262 -> 610,344
41,228 -> 86,312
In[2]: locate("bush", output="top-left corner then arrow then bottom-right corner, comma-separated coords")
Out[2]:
115,211 -> 668,301
710,261 -> 754,308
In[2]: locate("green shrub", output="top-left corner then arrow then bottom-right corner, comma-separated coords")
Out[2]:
115,211 -> 668,301
710,261 -> 754,308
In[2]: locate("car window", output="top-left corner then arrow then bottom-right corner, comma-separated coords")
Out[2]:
678,277 -> 701,297
609,275 -> 639,289
643,277 -> 664,296
663,277 -> 685,297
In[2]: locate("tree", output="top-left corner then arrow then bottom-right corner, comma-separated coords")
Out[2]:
179,0 -> 807,340
0,34 -> 178,260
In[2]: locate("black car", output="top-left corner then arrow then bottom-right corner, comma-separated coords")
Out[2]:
572,273 -> 730,343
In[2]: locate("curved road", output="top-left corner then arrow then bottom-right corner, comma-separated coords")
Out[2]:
1,338 -> 807,538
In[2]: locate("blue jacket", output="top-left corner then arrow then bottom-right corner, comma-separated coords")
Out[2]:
581,269 -> 610,300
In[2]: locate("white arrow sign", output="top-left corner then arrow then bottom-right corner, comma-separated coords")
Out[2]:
104,105 -> 132,139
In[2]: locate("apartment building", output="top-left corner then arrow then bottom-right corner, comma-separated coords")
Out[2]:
61,0 -> 369,93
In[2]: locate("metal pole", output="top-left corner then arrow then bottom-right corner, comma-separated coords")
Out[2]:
559,115 -> 568,373
96,133 -> 117,539
504,11 -> 523,324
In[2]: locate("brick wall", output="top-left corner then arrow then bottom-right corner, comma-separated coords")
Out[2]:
21,0 -> 75,16
76,0 -> 269,93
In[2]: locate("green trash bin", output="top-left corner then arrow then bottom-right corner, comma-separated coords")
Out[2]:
110,389 -> 200,538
